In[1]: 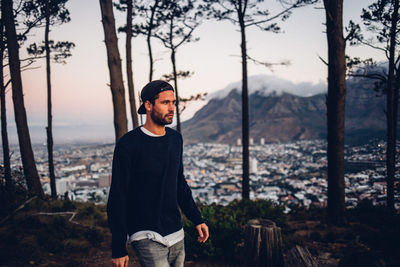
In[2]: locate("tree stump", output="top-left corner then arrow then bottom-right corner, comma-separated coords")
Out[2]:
285,245 -> 321,267
244,219 -> 284,267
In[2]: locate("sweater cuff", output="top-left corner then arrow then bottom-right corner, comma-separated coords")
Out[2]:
191,212 -> 204,226
111,234 -> 128,259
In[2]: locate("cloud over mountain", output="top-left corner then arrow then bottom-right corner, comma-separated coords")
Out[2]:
209,74 -> 327,99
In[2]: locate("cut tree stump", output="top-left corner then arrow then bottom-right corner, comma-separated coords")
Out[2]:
285,245 -> 321,267
244,219 -> 284,267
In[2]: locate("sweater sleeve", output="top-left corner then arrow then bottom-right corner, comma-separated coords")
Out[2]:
107,142 -> 130,258
177,136 -> 204,226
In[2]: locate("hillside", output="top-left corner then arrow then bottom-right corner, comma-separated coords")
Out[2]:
182,76 -> 397,144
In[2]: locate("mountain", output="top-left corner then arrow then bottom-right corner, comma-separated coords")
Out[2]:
182,75 -> 397,144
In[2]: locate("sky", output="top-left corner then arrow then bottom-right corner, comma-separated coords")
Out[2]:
4,0 -> 386,144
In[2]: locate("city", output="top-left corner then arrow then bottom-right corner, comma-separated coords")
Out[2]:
6,138 -> 400,211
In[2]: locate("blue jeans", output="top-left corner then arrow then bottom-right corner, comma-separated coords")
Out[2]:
131,238 -> 185,267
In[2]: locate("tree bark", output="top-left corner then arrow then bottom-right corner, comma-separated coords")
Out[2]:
238,1 -> 250,200
3,0 -> 44,197
323,0 -> 346,225
244,219 -> 283,267
0,14 -> 12,191
45,2 -> 57,199
171,48 -> 181,132
99,0 -> 128,141
168,15 -> 181,133
126,0 -> 139,129
385,0 -> 399,210
147,0 -> 160,82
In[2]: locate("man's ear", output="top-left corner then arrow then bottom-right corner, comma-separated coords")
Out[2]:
144,100 -> 152,113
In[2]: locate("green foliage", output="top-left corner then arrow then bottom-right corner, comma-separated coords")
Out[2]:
183,199 -> 286,262
75,202 -> 108,228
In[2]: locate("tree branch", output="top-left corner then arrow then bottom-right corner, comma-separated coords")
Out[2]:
244,4 -> 296,28
318,54 -> 328,66
247,54 -> 290,70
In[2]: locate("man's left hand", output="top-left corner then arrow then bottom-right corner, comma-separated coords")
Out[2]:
196,223 -> 209,243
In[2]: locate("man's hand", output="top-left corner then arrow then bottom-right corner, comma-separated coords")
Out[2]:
112,255 -> 129,267
196,223 -> 209,243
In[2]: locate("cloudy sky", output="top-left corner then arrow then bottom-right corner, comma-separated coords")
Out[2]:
4,0 -> 386,143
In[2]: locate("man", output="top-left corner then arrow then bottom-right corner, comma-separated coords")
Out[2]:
107,80 -> 209,267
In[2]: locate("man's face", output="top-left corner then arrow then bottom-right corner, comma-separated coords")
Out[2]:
148,90 -> 176,126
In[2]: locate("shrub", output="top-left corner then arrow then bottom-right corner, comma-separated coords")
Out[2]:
76,203 -> 95,219
93,211 -> 108,227
183,199 -> 286,263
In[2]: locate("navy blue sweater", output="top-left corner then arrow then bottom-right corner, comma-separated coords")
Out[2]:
107,127 -> 203,258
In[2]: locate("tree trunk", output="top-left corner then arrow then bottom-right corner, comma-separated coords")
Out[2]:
0,16 -> 12,191
99,0 -> 128,141
323,0 -> 346,225
126,0 -> 139,129
385,0 -> 399,210
3,0 -> 44,197
147,0 -> 159,82
243,219 -> 283,267
171,48 -> 180,132
147,33 -> 154,82
239,5 -> 250,200
168,15 -> 181,133
45,3 -> 57,199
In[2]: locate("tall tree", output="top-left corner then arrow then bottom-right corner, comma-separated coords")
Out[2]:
132,0 -> 161,82
0,6 -> 12,192
125,0 -> 139,129
115,0 -> 139,129
385,0 -> 399,210
1,0 -> 46,194
152,0 -> 202,133
99,0 -> 128,141
323,0 -> 346,225
346,0 -> 400,210
204,0 -> 315,199
2,0 -> 44,197
25,0 -> 74,198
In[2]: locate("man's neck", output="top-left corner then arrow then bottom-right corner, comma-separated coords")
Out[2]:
143,121 -> 166,136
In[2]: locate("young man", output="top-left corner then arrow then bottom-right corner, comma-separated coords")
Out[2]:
107,80 -> 209,267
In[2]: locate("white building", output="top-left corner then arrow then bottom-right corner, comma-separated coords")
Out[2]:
237,138 -> 242,146
57,177 -> 73,195
250,157 -> 258,174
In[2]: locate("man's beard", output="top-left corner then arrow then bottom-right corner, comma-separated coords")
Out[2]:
150,108 -> 173,126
